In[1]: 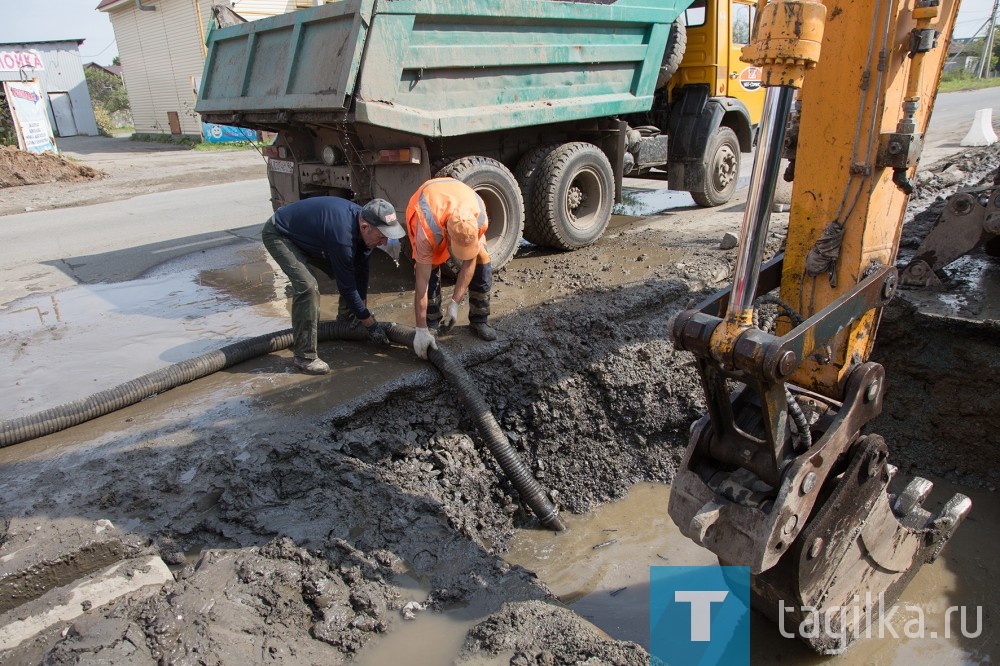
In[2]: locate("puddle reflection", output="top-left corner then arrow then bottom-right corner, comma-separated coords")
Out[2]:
0,259 -> 287,421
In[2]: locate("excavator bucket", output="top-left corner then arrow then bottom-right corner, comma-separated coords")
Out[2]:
669,301 -> 972,653
751,434 -> 971,653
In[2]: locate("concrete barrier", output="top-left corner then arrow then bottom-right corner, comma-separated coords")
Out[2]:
960,108 -> 998,147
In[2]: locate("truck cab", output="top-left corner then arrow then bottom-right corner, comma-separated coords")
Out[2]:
657,0 -> 765,206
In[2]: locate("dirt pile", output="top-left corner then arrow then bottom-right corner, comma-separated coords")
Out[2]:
870,301 -> 1000,492
0,146 -> 105,189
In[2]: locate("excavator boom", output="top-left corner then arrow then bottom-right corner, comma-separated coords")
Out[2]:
668,0 -> 972,653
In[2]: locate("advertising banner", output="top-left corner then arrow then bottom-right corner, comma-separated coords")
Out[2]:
3,80 -> 57,154
202,122 -> 257,143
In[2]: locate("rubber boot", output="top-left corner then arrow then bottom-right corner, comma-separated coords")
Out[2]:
427,265 -> 443,332
469,261 -> 495,341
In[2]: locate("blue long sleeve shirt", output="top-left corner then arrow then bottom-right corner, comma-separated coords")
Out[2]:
272,197 -> 373,321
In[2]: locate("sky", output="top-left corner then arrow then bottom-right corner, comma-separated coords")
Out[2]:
953,0 -> 998,38
0,0 -> 119,66
0,0 -> 995,68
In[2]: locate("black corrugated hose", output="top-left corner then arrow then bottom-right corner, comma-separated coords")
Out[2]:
0,321 -> 566,531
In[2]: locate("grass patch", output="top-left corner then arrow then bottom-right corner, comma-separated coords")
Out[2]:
192,140 -> 268,151
128,133 -> 267,151
939,75 -> 1000,93
130,133 -> 199,146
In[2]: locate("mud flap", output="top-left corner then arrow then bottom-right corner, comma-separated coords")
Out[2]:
666,85 -> 725,192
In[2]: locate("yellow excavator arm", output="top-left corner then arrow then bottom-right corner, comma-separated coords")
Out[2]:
668,0 -> 971,653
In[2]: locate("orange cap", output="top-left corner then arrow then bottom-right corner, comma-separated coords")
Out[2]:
447,209 -> 480,261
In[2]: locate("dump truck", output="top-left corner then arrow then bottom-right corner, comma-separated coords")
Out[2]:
195,0 -> 765,270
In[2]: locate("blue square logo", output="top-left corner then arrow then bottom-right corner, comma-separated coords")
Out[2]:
649,566 -> 750,665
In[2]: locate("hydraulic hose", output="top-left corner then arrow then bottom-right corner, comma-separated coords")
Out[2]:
0,322 -> 566,531
396,325 -> 566,531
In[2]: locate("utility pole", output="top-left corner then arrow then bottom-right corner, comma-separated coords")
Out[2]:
980,0 -> 1000,78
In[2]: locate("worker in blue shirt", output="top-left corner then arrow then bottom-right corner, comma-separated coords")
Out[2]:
261,197 -> 405,374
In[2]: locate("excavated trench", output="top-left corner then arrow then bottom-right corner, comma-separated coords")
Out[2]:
0,267 -> 715,664
1,148 -> 998,664
4,263 -> 995,664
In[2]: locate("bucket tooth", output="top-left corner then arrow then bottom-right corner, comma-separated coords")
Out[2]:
926,493 -> 972,563
892,476 -> 934,516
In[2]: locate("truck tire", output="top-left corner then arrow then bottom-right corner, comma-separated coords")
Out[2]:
530,142 -> 615,250
656,19 -> 687,89
434,156 -> 525,273
691,126 -> 740,207
514,144 -> 560,246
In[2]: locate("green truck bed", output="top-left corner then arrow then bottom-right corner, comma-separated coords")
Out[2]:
196,0 -> 690,137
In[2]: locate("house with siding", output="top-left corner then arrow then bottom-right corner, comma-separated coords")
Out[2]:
97,0 -> 313,138
1,39 -> 100,137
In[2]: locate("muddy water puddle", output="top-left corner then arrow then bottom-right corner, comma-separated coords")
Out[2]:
507,482 -> 998,664
355,598 -> 495,666
340,479 -> 997,664
0,259 -> 287,421
616,186 -> 697,216
0,244 -> 419,422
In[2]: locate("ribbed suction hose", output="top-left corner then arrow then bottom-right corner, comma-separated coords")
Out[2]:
0,322 -> 566,531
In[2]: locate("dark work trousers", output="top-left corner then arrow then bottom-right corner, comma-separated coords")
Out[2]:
428,254 -> 493,327
261,217 -> 322,360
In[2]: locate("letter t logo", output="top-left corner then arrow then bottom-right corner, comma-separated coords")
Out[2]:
675,590 -> 729,641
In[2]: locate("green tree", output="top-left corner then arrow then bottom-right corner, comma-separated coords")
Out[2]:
86,67 -> 130,113
992,27 -> 1000,75
86,67 -> 131,136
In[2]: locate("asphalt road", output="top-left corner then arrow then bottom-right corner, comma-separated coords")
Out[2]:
921,86 -> 1000,164
0,180 -> 273,305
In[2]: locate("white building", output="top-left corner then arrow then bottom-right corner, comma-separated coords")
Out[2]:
98,0 -> 313,138
0,39 -> 100,137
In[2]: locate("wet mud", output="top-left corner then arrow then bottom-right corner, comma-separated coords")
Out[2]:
1,148 -> 998,664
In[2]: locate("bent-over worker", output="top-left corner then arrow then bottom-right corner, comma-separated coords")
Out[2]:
261,197 -> 405,374
405,177 -> 497,359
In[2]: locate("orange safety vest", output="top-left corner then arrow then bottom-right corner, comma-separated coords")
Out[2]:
406,178 -> 487,266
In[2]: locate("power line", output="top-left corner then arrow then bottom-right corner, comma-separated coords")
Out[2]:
81,40 -> 117,59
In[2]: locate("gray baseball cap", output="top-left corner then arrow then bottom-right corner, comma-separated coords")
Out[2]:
361,199 -> 406,239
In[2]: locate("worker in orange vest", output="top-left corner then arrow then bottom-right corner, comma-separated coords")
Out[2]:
405,177 -> 497,359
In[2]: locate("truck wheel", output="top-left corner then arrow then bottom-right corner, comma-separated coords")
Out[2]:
531,142 -> 614,250
434,156 -> 525,274
692,127 -> 740,207
514,144 -> 560,246
656,19 -> 687,89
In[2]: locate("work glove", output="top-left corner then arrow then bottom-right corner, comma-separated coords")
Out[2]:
365,320 -> 390,346
413,327 -> 438,360
439,299 -> 460,333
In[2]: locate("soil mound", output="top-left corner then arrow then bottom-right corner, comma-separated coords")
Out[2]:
0,145 -> 105,188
